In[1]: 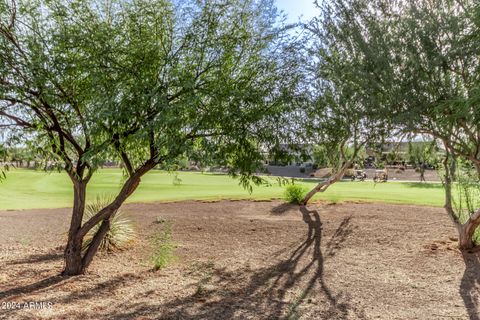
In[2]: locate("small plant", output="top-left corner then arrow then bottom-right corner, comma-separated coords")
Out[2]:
287,289 -> 308,320
195,271 -> 213,296
151,222 -> 176,270
82,195 -> 136,252
284,184 -> 307,204
188,260 -> 215,296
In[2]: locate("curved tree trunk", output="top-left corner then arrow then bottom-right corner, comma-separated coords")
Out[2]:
459,209 -> 480,251
441,146 -> 480,251
302,161 -> 351,205
62,163 -> 151,276
81,218 -> 112,272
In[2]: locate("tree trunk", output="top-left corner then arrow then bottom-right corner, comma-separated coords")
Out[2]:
61,161 -> 155,276
63,180 -> 87,276
302,161 -> 351,205
459,209 -> 480,250
419,166 -> 425,182
81,218 -> 112,271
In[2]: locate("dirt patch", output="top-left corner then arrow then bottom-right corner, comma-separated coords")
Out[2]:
0,201 -> 478,319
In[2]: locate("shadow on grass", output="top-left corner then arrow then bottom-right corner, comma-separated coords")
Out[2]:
461,252 -> 480,320
111,206 -> 364,319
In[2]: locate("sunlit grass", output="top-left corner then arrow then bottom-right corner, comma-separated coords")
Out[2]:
0,168 -> 445,210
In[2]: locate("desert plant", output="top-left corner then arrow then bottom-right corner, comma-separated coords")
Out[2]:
284,184 -> 308,205
82,196 -> 136,252
151,222 -> 176,270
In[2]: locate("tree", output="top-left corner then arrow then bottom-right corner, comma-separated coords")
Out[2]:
326,0 -> 480,250
301,0 -> 394,205
0,0 -> 302,275
386,0 -> 480,249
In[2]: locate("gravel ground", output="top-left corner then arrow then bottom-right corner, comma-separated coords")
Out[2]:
0,200 -> 478,320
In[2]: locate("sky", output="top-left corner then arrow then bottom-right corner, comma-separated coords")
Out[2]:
275,0 -> 320,23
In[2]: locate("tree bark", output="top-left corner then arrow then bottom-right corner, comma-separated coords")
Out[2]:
302,161 -> 351,205
459,209 -> 480,250
81,218 -> 112,272
62,179 -> 87,276
441,147 -> 480,251
61,160 -> 158,276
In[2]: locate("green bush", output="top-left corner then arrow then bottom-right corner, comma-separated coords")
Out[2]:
82,195 -> 136,252
284,184 -> 307,204
151,222 -> 176,270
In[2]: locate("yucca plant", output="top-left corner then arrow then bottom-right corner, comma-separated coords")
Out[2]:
82,195 -> 136,253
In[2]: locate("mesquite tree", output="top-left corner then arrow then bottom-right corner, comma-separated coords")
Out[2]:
320,0 -> 480,249
301,0 -> 394,205
387,0 -> 480,250
0,0 -> 302,275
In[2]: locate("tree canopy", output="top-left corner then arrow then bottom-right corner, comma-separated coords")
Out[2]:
0,0 -> 303,274
306,0 -> 480,249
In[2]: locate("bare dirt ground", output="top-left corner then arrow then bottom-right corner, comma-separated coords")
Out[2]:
0,200 -> 479,320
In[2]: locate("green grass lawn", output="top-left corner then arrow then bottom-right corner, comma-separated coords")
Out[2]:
0,168 -> 445,210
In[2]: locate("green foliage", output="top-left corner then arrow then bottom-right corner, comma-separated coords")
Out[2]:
284,184 -> 307,204
0,0 -> 302,189
82,196 -> 136,252
408,141 -> 439,168
150,221 -> 176,270
303,0 -> 394,177
320,0 -> 480,180
313,145 -> 366,169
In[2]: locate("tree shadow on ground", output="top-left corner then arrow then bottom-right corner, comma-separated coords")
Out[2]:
112,206 -> 364,319
270,202 -> 298,215
6,251 -> 63,266
0,275 -> 66,299
461,252 -> 480,320
2,206 -> 363,319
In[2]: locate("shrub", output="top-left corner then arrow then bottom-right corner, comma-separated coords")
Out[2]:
284,184 -> 307,204
151,222 -> 176,270
82,195 -> 136,252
